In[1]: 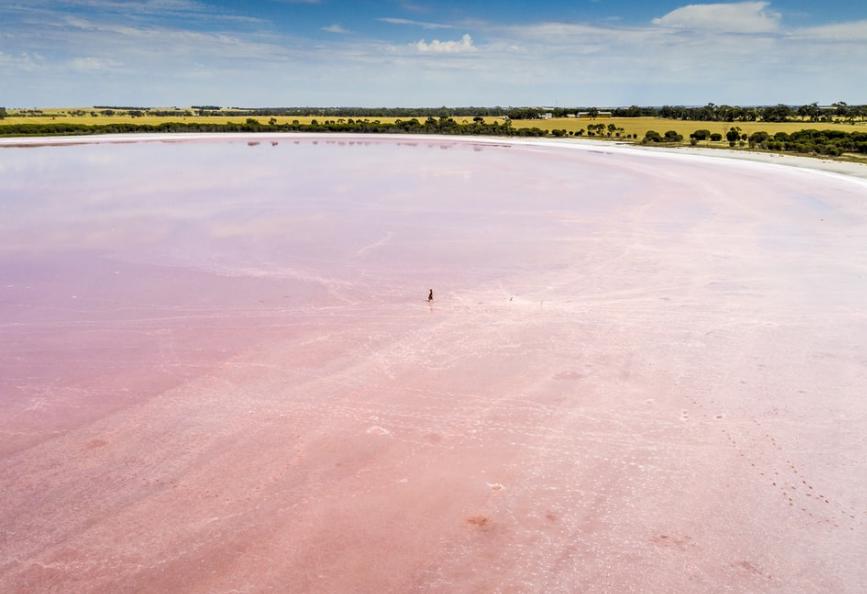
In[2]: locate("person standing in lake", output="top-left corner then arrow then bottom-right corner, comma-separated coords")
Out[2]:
428,289 -> 433,303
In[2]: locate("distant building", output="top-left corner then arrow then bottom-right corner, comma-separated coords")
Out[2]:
540,112 -> 553,120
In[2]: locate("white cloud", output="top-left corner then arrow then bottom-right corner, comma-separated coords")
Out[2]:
652,2 -> 781,33
1,1 -> 866,107
32,0 -> 208,15
321,24 -> 349,34
398,1 -> 429,13
70,56 -> 122,71
0,51 -> 43,72
379,17 -> 452,30
793,20 -> 867,41
415,33 -> 476,53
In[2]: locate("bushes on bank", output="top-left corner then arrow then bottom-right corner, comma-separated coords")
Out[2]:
687,126 -> 867,155
0,118 -> 547,138
3,119 -> 865,158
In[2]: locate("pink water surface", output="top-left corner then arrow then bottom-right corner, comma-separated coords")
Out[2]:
1,136 -> 866,592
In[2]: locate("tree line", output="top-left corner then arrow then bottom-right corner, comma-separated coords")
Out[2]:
196,107 -> 512,118
521,103 -> 867,123
6,103 -> 865,122
4,116 -> 866,157
0,116 -> 545,138
642,127 -> 867,155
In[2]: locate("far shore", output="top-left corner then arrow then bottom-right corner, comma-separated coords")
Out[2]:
3,132 -> 867,184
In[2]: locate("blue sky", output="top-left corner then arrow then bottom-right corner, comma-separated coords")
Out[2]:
1,1 -> 866,106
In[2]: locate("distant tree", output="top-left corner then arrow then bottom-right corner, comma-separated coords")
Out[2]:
691,129 -> 712,140
797,103 -> 821,122
664,130 -> 683,142
268,117 -> 277,126
506,108 -> 542,120
710,133 -> 723,142
698,103 -> 718,121
644,130 -> 662,143
749,131 -> 770,147
761,104 -> 793,122
833,101 -> 849,118
0,107 -> 6,120
726,127 -> 742,146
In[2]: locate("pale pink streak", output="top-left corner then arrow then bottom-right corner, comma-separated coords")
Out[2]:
0,137 -> 866,593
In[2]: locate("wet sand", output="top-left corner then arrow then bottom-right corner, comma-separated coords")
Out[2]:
1,136 -> 866,593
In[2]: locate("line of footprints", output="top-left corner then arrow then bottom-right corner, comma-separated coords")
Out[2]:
683,396 -> 861,532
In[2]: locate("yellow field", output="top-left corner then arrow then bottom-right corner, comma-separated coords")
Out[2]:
3,110 -> 864,154
494,116 -> 865,137
1,111 -> 405,126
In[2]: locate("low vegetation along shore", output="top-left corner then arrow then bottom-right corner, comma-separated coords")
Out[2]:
2,106 -> 866,162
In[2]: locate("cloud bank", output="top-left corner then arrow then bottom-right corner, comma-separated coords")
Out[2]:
652,1 -> 781,33
0,1 -> 865,106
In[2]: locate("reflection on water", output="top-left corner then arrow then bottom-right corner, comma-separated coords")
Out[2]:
0,138 -> 644,283
3,136 -> 859,454
0,137 -> 649,452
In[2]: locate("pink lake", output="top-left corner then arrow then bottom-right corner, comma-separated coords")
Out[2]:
1,135 -> 866,593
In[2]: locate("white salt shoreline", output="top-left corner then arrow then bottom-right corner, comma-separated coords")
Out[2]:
3,132 -> 867,186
